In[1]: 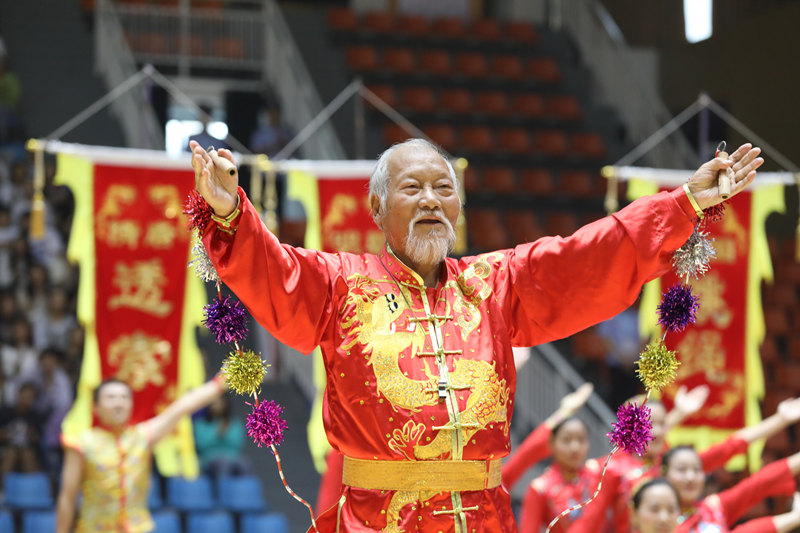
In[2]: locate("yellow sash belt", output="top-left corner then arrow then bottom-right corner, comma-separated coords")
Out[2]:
342,456 -> 502,492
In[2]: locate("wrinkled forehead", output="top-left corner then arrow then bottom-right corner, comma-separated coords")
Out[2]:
386,144 -> 452,184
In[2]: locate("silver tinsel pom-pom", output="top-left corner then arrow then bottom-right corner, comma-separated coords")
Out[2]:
189,238 -> 220,283
673,229 -> 716,279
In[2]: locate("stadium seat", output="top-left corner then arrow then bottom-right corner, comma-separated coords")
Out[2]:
482,166 -> 516,194
512,93 -> 546,119
439,88 -> 472,115
455,52 -> 489,78
0,510 -> 12,533
216,475 -> 268,513
505,21 -> 539,45
492,55 -> 525,81
22,511 -> 55,533
462,166 -> 481,194
544,211 -> 579,237
519,168 -> 556,196
345,45 -> 379,72
572,132 -> 608,159
383,123 -> 412,146
397,14 -> 430,37
326,7 -> 358,33
466,209 -> 509,250
532,130 -> 569,157
212,37 -> 245,60
365,84 -> 397,108
475,90 -> 510,116
363,11 -> 395,35
241,512 -> 290,533
383,48 -> 416,75
166,475 -> 215,512
186,510 -> 235,533
4,472 -> 54,509
461,125 -> 495,153
528,57 -> 562,84
422,124 -> 458,152
471,19 -> 502,43
432,17 -> 467,39
400,87 -> 436,113
152,510 -> 181,533
497,127 -> 532,155
506,211 -> 544,245
547,95 -> 583,121
559,169 -> 597,198
419,49 -> 453,76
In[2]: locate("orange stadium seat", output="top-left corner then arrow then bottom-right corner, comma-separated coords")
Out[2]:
136,33 -> 169,55
482,166 -> 516,194
544,211 -> 579,237
462,165 -> 482,194
397,15 -> 430,37
432,17 -> 467,39
419,50 -> 453,76
212,37 -> 244,60
326,7 -> 359,32
533,130 -> 569,157
422,124 -> 458,152
466,209 -> 509,251
471,19 -> 502,42
461,125 -> 495,153
346,45 -> 379,71
528,57 -> 562,84
383,123 -> 410,146
547,95 -> 582,121
519,168 -> 556,196
365,85 -> 397,108
363,11 -> 395,34
439,88 -> 472,115
384,48 -> 416,74
505,21 -> 539,45
512,93 -> 546,119
400,87 -> 436,113
572,132 -> 608,159
506,211 -> 544,245
492,55 -> 525,81
764,308 -> 791,336
455,52 -> 489,78
497,127 -> 532,154
559,169 -> 596,197
475,90 -> 510,116
181,35 -> 206,57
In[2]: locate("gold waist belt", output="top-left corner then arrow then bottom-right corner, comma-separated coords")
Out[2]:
342,456 -> 502,492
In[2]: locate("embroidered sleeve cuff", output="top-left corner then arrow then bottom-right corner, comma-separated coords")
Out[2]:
210,189 -> 245,234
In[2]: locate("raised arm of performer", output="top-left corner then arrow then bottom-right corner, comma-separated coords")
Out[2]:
732,493 -> 800,533
502,383 -> 594,491
665,384 -> 710,430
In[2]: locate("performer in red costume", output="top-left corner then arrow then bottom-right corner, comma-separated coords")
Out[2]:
190,138 -> 761,533
664,445 -> 800,532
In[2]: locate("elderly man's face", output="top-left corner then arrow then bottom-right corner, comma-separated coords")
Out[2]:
374,145 -> 460,268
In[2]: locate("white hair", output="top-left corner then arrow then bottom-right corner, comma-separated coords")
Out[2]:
369,138 -> 458,225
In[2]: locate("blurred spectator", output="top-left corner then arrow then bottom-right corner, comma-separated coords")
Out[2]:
31,287 -> 77,352
21,348 -> 73,478
186,104 -> 228,152
249,106 -> 293,157
0,204 -> 17,289
0,382 -> 44,477
193,394 -> 252,477
0,291 -> 16,344
1,317 -> 38,387
62,325 -> 84,387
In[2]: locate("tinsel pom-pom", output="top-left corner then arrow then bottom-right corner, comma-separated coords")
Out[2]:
607,403 -> 653,456
657,284 -> 700,333
673,229 -> 716,279
189,238 -> 220,283
246,400 -> 288,448
203,295 -> 249,345
183,189 -> 213,232
636,340 -> 680,391
222,349 -> 266,396
701,203 -> 726,226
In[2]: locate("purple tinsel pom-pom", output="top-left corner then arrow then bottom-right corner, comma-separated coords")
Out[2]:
203,295 -> 249,345
607,403 -> 653,456
246,400 -> 288,448
657,284 -> 700,333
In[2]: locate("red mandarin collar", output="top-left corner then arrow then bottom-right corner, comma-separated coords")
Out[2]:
380,244 -> 453,290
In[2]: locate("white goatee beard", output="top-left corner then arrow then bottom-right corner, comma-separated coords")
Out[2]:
403,214 -> 456,266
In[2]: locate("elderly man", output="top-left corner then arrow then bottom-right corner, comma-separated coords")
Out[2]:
190,138 -> 761,533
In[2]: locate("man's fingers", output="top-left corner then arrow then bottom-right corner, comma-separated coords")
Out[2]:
735,157 -> 764,183
728,143 -> 752,163
731,147 -> 761,173
217,148 -> 235,164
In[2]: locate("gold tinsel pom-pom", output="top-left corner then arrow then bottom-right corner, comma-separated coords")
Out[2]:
636,340 -> 680,391
222,350 -> 267,396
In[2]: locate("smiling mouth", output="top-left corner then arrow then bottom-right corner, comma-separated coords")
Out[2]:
416,219 -> 442,225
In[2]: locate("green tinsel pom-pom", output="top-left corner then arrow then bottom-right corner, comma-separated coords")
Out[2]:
221,350 -> 266,396
636,340 -> 680,391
